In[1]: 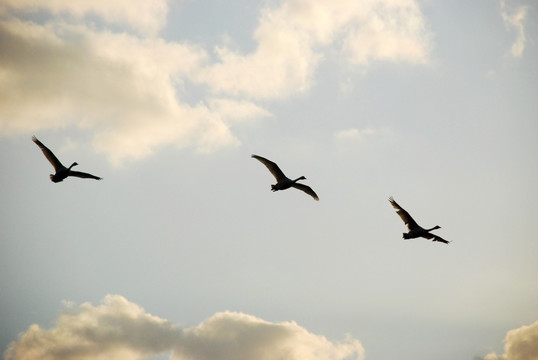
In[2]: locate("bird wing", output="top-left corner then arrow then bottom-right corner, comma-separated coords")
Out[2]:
292,183 -> 319,201
251,154 -> 287,181
428,234 -> 450,244
69,171 -> 102,180
32,135 -> 63,171
389,196 -> 419,230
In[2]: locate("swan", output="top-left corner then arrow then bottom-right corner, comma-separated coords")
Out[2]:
251,154 -> 319,200
32,136 -> 102,183
389,196 -> 449,244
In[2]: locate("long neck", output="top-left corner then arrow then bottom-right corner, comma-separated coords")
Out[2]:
68,162 -> 77,170
426,226 -> 439,232
292,176 -> 306,183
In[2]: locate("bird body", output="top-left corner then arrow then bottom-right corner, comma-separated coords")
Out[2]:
49,162 -> 78,183
270,176 -> 306,191
32,136 -> 102,182
389,196 -> 449,244
252,154 -> 319,200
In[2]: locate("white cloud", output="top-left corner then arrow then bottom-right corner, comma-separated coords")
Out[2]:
341,0 -> 432,65
208,98 -> 272,125
335,128 -> 361,139
0,0 -> 431,165
500,1 -> 529,57
334,127 -> 391,140
198,0 -> 432,98
0,19 -> 268,165
482,320 -> 538,360
4,295 -> 365,360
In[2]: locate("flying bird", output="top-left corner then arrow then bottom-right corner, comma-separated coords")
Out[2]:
251,154 -> 319,200
32,136 -> 102,183
389,196 -> 449,244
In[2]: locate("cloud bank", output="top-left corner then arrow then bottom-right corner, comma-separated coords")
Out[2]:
4,295 -> 365,360
483,320 -> 538,360
0,0 -> 432,165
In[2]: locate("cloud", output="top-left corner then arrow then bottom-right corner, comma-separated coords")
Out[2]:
4,295 -> 365,360
334,127 -> 391,140
0,0 -> 168,35
335,128 -> 361,139
500,1 -> 529,57
482,320 -> 538,360
341,0 -> 432,66
0,19 -> 267,165
198,0 -> 432,98
0,0 -> 431,165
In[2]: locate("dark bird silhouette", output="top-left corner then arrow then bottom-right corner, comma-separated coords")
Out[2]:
252,154 -> 319,200
32,136 -> 102,183
389,196 -> 449,244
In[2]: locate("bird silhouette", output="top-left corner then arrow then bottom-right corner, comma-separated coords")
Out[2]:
32,136 -> 102,183
389,196 -> 449,244
252,154 -> 319,200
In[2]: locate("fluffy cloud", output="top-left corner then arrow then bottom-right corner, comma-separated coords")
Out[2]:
340,0 -> 432,65
0,19 -> 266,165
500,1 -> 529,57
4,295 -> 365,360
483,320 -> 538,360
0,0 -> 431,165
198,0 -> 432,98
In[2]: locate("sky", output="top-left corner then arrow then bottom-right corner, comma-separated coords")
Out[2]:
0,0 -> 537,359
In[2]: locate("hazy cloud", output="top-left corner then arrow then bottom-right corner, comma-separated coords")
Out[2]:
0,0 -> 168,35
334,127 -> 392,140
335,128 -> 361,139
500,1 -> 529,57
482,320 -> 538,360
5,295 -> 365,360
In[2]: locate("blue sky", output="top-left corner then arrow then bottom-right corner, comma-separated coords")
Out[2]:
1,1 -> 537,359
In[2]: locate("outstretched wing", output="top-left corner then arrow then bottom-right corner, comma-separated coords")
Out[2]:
32,136 -> 63,171
292,183 -> 319,201
389,196 -> 419,230
251,154 -> 287,181
428,234 -> 450,244
69,171 -> 102,180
